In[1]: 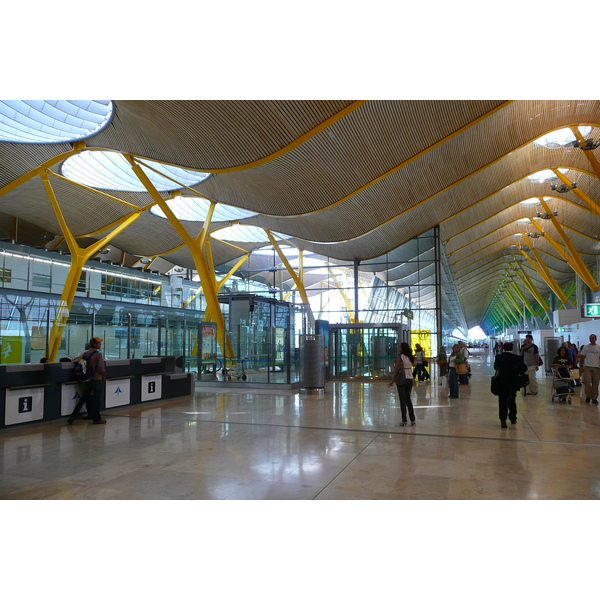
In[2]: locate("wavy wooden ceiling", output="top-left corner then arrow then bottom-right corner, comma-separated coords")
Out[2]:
1,99 -> 599,330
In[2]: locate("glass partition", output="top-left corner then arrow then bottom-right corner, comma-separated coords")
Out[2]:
328,324 -> 403,380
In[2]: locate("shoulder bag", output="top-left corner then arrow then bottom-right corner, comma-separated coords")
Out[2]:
491,370 -> 501,395
394,355 -> 407,385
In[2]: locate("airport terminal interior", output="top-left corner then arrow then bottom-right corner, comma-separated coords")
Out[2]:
2,348 -> 600,500
2,100 -> 600,503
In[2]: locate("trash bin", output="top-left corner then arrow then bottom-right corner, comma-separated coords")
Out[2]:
300,334 -> 325,394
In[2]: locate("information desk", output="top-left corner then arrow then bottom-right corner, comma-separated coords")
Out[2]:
0,357 -> 193,429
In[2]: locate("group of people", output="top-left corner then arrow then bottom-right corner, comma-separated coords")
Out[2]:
387,340 -> 471,426
388,333 -> 600,430
436,342 -> 470,399
66,336 -> 107,425
493,333 -> 600,428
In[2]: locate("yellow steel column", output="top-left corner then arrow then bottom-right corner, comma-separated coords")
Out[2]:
511,260 -> 550,312
517,240 -> 571,306
498,296 -> 521,324
124,154 -> 233,358
41,171 -> 145,361
508,276 -> 537,318
570,126 -> 600,181
550,168 -> 600,220
264,230 -> 310,305
503,288 -> 525,320
328,268 -> 354,320
216,252 -> 251,292
537,197 -> 599,292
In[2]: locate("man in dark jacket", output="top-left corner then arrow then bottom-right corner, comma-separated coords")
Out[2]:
493,342 -> 527,429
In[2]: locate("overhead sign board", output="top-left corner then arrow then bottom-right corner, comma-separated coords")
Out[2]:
403,309 -> 414,319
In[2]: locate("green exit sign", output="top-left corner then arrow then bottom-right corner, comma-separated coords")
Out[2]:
584,303 -> 600,317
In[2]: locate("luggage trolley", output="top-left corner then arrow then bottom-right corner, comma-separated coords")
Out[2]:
551,366 -> 575,404
222,357 -> 248,381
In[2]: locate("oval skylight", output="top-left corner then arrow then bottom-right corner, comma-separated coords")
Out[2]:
252,245 -> 304,256
210,225 -> 291,243
0,100 -> 113,143
534,126 -> 592,149
150,197 -> 256,221
61,151 -> 210,192
521,196 -> 555,206
526,168 -> 569,184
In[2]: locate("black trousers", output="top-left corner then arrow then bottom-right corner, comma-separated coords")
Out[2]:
498,391 -> 517,422
70,379 -> 103,421
414,363 -> 429,381
69,385 -> 89,420
395,379 -> 415,422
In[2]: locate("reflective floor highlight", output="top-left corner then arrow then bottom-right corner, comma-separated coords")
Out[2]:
2,349 -> 600,500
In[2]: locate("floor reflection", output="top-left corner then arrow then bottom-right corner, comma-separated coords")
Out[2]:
2,350 -> 600,499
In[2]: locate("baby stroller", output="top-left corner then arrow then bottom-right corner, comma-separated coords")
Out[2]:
551,366 -> 575,404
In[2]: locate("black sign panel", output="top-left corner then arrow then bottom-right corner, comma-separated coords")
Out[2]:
18,396 -> 33,413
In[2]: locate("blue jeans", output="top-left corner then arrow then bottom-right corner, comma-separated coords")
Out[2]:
415,363 -> 429,381
449,367 -> 459,398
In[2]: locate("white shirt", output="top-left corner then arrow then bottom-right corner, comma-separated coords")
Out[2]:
400,354 -> 414,379
580,344 -> 600,369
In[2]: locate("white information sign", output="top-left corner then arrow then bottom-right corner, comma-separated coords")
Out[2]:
5,387 -> 45,425
141,375 -> 162,402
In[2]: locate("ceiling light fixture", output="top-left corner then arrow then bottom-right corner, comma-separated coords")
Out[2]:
550,182 -> 577,193
573,138 -> 600,151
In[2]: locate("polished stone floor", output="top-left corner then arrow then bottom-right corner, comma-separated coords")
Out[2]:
2,349 -> 600,500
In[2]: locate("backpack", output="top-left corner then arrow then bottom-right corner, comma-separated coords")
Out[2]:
74,350 -> 97,382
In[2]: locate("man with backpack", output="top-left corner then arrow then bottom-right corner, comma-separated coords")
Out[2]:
520,334 -> 541,395
67,337 -> 107,425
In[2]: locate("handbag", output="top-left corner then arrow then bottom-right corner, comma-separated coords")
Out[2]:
491,371 -> 501,395
518,371 -> 530,388
394,367 -> 407,385
394,354 -> 407,385
456,363 -> 468,375
436,358 -> 446,366
423,360 -> 429,367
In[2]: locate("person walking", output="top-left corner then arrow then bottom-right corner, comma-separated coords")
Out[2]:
448,344 -> 464,399
67,337 -> 107,425
520,334 -> 540,395
493,342 -> 527,428
458,341 -> 470,385
436,346 -> 448,385
414,343 -> 430,382
578,334 -> 600,404
388,342 -> 416,426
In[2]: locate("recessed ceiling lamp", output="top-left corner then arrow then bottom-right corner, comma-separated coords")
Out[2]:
0,100 -> 114,143
61,151 -> 210,192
